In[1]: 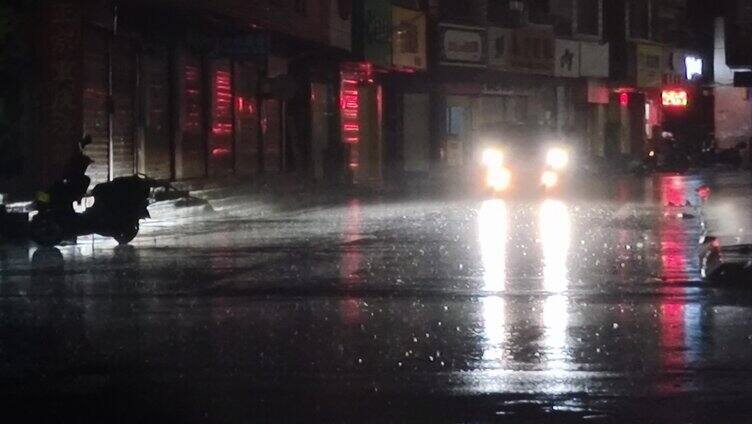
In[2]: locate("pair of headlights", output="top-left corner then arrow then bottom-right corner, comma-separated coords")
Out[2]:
481,147 -> 571,170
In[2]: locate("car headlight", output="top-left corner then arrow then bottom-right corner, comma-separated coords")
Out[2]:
541,170 -> 559,188
482,148 -> 504,168
546,147 -> 570,170
487,166 -> 512,191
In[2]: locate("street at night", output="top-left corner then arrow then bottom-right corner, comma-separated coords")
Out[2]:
7,0 -> 752,421
3,172 -> 752,422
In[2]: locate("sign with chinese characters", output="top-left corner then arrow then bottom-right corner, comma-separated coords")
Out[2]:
580,41 -> 609,78
509,28 -> 554,75
487,27 -> 554,75
340,62 -> 374,147
487,27 -> 513,68
439,24 -> 486,67
555,39 -> 580,77
636,43 -> 664,88
662,89 -> 688,107
392,6 -> 427,70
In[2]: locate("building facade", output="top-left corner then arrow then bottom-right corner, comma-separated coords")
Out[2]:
424,0 -> 610,169
604,0 -> 710,160
709,0 -> 752,151
2,0 -> 354,197
2,0 -> 725,200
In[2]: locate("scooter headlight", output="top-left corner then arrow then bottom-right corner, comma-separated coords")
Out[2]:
546,147 -> 570,170
35,191 -> 50,204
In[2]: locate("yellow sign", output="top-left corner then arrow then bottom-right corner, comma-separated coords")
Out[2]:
662,90 -> 688,107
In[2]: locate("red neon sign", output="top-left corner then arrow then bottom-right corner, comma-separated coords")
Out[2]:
619,92 -> 629,107
662,90 -> 688,107
211,70 -> 233,136
340,63 -> 373,146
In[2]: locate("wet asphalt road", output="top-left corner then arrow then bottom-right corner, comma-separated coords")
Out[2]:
3,172 -> 752,423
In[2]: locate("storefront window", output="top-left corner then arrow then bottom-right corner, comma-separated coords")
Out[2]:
447,106 -> 465,136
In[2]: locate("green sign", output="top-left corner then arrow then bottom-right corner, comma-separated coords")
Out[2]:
364,0 -> 392,68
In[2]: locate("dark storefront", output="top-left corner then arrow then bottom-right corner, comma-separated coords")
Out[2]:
1,0 -> 352,199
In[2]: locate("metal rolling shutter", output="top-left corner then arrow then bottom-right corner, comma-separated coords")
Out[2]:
140,46 -> 172,180
234,62 -> 260,176
111,38 -> 136,179
82,29 -> 109,186
262,99 -> 282,174
208,58 -> 234,177
176,51 -> 206,180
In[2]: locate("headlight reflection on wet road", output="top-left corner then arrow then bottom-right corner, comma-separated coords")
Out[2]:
540,199 -> 571,294
478,199 -> 573,372
540,200 -> 572,372
478,199 -> 508,293
478,200 -> 509,362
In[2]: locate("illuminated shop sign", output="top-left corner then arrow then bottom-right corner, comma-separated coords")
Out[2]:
662,90 -> 688,107
685,56 -> 703,80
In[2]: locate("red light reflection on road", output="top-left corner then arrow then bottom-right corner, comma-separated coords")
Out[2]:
655,175 -> 703,394
340,200 -> 363,325
658,175 -> 693,281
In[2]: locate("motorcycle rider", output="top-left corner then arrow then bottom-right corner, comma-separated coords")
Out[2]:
43,134 -> 93,215
33,135 -> 93,245
31,133 -> 159,247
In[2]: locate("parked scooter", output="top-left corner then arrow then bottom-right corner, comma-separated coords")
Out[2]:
30,135 -> 160,247
644,131 -> 692,173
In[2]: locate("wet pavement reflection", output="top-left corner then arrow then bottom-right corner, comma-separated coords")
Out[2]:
3,173 -> 752,421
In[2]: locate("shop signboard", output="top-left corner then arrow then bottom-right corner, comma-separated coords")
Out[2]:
487,27 -> 554,75
662,50 -> 704,83
439,24 -> 486,67
509,28 -> 554,75
580,41 -> 609,78
392,6 -> 427,70
555,39 -> 580,78
488,27 -> 513,69
636,43 -> 664,88
364,0 -> 392,68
